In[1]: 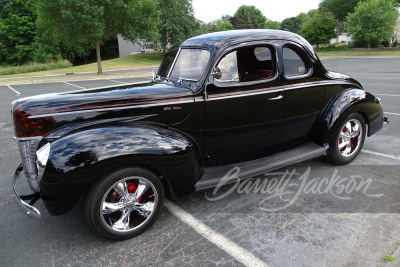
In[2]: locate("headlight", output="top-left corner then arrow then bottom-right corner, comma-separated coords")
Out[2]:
36,142 -> 51,181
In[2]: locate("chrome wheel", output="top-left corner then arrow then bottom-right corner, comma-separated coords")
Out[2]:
100,176 -> 158,233
337,119 -> 362,158
327,113 -> 366,165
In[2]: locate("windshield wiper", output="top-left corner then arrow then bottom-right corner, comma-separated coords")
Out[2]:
177,77 -> 198,84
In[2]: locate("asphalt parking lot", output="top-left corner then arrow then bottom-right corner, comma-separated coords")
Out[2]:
0,58 -> 399,267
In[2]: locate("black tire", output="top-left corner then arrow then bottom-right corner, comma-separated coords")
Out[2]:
85,167 -> 164,240
327,113 -> 366,165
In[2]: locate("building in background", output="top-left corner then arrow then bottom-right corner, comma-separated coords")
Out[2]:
117,35 -> 154,57
330,33 -> 352,44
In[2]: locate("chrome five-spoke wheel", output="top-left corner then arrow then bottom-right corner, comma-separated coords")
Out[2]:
337,119 -> 362,157
85,167 -> 164,240
328,113 -> 366,165
101,177 -> 157,233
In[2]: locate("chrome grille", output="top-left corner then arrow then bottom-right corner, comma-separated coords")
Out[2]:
17,138 -> 42,192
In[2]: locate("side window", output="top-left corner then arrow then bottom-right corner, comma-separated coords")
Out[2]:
283,47 -> 307,77
254,47 -> 271,61
216,51 -> 239,81
237,46 -> 275,82
215,45 -> 276,83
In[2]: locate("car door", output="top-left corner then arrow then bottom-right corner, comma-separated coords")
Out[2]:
204,43 -> 285,166
282,43 -> 327,145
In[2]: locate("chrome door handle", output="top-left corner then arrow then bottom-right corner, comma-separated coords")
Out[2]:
268,95 -> 283,100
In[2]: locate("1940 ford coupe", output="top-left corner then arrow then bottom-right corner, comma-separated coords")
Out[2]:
12,30 -> 387,239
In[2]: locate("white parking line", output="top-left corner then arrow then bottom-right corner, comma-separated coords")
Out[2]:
164,200 -> 268,267
364,84 -> 399,87
385,112 -> 400,116
365,77 -> 400,80
63,82 -> 85,89
108,79 -> 129,84
375,94 -> 400,97
6,84 -> 21,95
362,150 -> 400,161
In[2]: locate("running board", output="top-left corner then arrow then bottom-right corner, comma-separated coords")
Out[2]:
195,143 -> 328,191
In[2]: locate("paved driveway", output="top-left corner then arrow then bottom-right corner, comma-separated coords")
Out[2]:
0,59 -> 399,266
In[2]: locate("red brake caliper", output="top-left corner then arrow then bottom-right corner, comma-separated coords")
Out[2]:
127,181 -> 138,194
108,181 -> 138,203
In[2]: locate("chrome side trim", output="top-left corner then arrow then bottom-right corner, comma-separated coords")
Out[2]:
14,136 -> 43,141
28,99 -> 194,119
284,80 -> 354,91
207,87 -> 284,101
12,164 -> 41,219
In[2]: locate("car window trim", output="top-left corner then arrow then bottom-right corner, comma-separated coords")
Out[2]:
282,43 -> 313,80
211,43 -> 279,87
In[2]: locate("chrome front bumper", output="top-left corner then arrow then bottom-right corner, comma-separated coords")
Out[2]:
12,164 -> 41,219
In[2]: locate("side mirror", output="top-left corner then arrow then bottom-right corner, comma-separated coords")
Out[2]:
211,67 -> 222,80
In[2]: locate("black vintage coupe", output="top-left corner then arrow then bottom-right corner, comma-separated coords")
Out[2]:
12,30 -> 386,239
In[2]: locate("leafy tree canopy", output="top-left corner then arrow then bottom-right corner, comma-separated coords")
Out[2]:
0,0 -> 37,65
296,9 -> 318,25
265,20 -> 280,30
158,0 -> 203,52
205,19 -> 234,33
301,8 -> 337,48
36,0 -> 159,74
346,0 -> 399,49
230,5 -> 267,29
320,0 -> 364,22
280,17 -> 302,33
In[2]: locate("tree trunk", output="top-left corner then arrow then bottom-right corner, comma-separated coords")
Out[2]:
95,38 -> 103,75
367,41 -> 370,54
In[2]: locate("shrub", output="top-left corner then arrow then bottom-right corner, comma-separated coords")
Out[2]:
0,60 -> 73,76
381,39 -> 390,47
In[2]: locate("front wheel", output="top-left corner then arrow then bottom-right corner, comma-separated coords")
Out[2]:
327,113 -> 366,165
85,167 -> 164,240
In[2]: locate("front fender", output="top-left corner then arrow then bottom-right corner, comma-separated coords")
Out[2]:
40,125 -> 202,215
317,88 -> 383,142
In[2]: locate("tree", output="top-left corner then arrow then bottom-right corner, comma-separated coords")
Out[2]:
265,20 -> 280,30
296,9 -> 318,25
0,0 -> 37,65
280,17 -> 302,33
205,19 -> 233,33
346,0 -> 399,51
221,15 -> 231,23
230,5 -> 267,29
320,0 -> 363,22
158,0 -> 203,52
301,8 -> 337,48
36,0 -> 159,74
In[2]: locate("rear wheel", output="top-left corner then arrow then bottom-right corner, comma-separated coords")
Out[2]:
327,113 -> 366,165
85,167 -> 164,240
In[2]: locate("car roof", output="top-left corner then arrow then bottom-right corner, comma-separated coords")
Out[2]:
181,29 -> 314,53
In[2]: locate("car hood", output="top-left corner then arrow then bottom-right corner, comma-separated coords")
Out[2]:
12,81 -> 194,138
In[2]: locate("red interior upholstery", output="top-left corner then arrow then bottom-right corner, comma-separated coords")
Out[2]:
242,70 -> 273,82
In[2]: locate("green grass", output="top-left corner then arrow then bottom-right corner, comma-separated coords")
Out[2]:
315,43 -> 400,59
1,52 -> 164,78
0,60 -> 73,76
381,253 -> 397,262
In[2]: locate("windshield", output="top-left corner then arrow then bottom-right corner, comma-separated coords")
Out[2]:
169,49 -> 210,81
157,48 -> 178,78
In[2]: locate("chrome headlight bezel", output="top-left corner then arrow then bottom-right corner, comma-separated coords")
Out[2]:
36,142 -> 51,182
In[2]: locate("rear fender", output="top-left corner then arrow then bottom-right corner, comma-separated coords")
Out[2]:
317,88 -> 383,143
